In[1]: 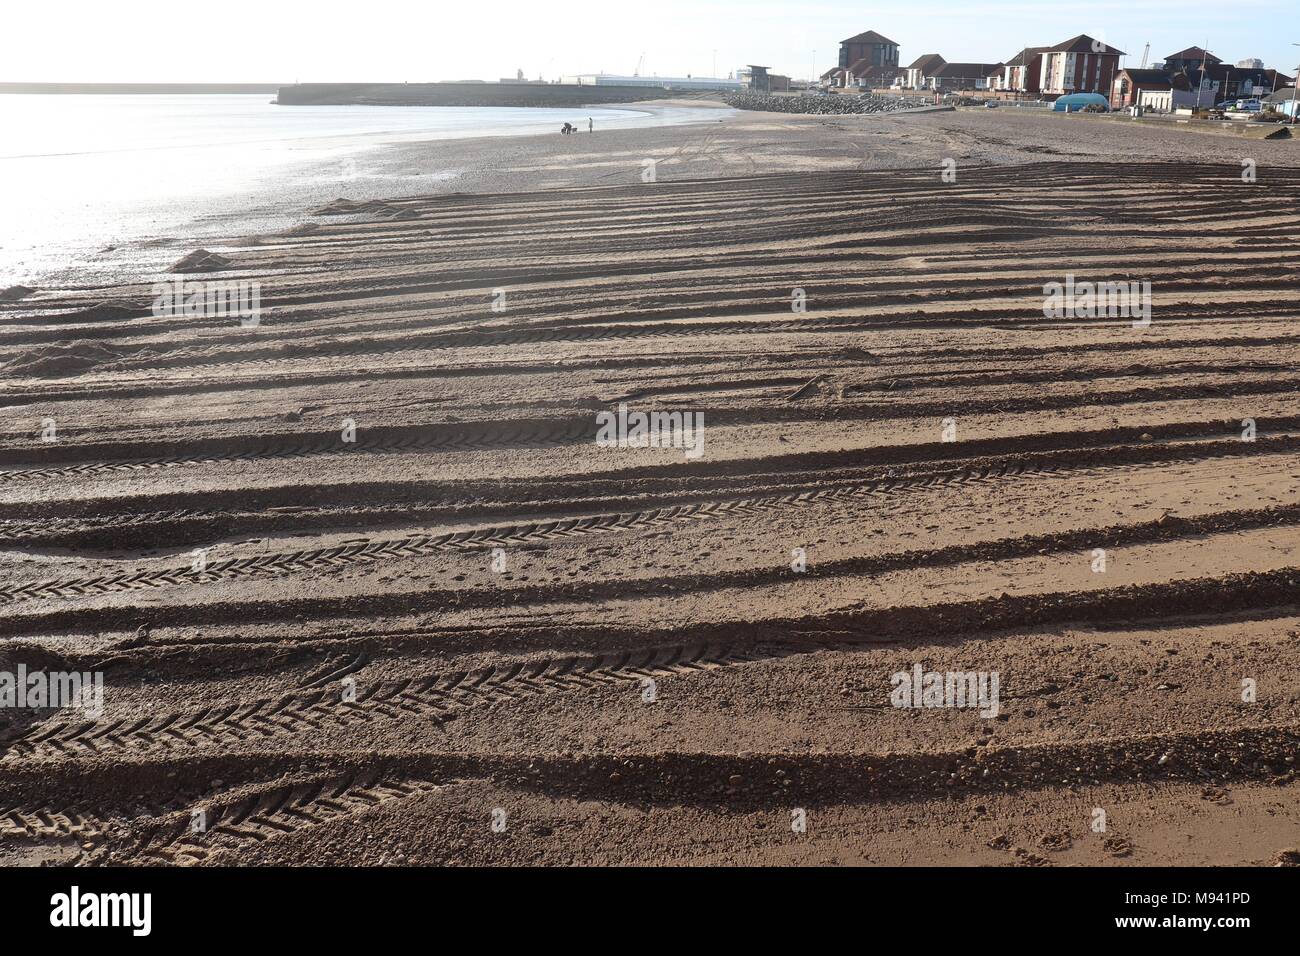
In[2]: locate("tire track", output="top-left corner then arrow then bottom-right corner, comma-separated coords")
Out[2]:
13,720 -> 1297,863
128,770 -> 448,864
0,807 -> 105,841
0,419 -> 590,485
0,446 -> 1270,604
4,643 -> 759,760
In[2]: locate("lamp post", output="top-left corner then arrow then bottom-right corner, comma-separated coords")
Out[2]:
1291,44 -> 1299,124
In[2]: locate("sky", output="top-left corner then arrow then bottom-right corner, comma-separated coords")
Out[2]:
5,0 -> 1298,84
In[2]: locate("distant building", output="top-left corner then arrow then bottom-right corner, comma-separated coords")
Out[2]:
1264,86 -> 1300,117
1180,63 -> 1291,102
1136,88 -> 1199,113
1000,47 -> 1048,94
931,62 -> 1003,91
1039,34 -> 1125,95
1163,46 -> 1219,73
736,66 -> 790,91
903,54 -> 945,90
1111,68 -> 1176,109
819,29 -> 903,89
1111,48 -> 1292,109
838,30 -> 900,72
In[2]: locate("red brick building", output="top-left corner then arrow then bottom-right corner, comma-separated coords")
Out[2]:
1111,67 -> 1178,109
1040,34 -> 1125,95
999,47 -> 1048,94
837,30 -> 900,72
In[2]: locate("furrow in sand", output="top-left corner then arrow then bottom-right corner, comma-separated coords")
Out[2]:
5,160 -> 1300,865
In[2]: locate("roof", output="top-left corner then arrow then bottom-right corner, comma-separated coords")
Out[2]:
842,30 -> 898,46
1046,34 -> 1125,56
1004,47 -> 1048,66
933,62 -> 1003,77
1186,64 -> 1291,85
1265,87 -> 1299,102
906,53 -> 946,72
846,60 -> 903,82
1119,68 -> 1174,85
1165,46 -> 1220,63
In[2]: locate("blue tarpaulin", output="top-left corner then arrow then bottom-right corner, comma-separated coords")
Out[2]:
1053,92 -> 1110,112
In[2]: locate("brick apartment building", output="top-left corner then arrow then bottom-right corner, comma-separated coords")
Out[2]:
1039,34 -> 1125,95
838,30 -> 900,71
998,47 -> 1048,93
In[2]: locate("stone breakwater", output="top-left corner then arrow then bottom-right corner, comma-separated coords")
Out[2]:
722,92 -> 917,114
276,82 -> 681,108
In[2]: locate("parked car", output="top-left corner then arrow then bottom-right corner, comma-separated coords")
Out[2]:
984,100 -> 999,108
1229,98 -> 1262,112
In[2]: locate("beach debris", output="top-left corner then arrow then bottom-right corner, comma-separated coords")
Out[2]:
787,374 -> 826,401
844,345 -> 881,363
0,284 -> 34,302
171,249 -> 233,273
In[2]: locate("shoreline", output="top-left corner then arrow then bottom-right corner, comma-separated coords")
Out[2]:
0,100 -> 733,289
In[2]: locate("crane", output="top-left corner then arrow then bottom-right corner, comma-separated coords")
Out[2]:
634,53 -> 645,77
1139,43 -> 1150,69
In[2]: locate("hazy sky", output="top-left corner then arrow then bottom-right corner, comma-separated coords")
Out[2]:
7,1 -> 1299,83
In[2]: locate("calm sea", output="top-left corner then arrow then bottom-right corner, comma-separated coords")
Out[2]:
0,94 -> 727,286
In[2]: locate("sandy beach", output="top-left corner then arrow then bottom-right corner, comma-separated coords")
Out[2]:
349,99 -> 1300,190
2,105 -> 1299,866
